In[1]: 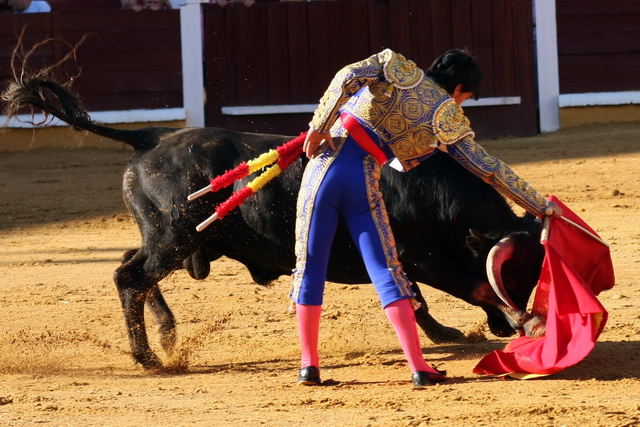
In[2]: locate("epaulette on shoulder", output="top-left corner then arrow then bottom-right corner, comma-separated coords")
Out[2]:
381,49 -> 424,90
433,99 -> 475,144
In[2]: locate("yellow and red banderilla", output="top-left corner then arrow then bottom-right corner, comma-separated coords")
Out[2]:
188,133 -> 306,231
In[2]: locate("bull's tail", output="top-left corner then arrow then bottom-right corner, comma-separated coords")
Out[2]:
2,76 -> 152,151
2,32 -> 155,151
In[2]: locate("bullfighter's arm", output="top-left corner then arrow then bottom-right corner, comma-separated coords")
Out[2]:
446,137 -> 549,216
309,49 -> 423,133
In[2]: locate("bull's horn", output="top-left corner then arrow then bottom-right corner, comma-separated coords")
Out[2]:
486,237 -> 519,311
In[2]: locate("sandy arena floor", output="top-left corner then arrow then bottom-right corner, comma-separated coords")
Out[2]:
1,121 -> 639,426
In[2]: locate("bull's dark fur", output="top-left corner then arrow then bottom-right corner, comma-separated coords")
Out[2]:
3,74 -> 545,369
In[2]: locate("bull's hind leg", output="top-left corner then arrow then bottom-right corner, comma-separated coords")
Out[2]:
114,256 -> 164,369
114,244 -> 190,369
117,248 -> 176,361
411,282 -> 464,343
115,235 -> 200,369
146,284 -> 177,354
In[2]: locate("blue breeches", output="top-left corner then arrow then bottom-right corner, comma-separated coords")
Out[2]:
290,136 -> 415,307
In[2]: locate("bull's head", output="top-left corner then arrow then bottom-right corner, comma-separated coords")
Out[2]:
467,222 -> 545,338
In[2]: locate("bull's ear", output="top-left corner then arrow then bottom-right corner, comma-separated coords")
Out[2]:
466,229 -> 489,256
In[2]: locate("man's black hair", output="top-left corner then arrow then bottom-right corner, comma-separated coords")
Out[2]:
425,49 -> 483,100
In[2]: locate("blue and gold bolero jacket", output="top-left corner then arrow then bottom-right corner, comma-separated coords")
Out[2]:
309,49 -> 548,216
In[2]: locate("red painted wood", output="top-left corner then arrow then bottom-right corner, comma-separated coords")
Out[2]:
1,1 -> 546,138
557,0 -> 640,94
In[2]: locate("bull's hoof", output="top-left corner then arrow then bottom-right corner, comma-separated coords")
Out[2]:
413,300 -> 464,344
158,326 -> 177,353
134,352 -> 163,370
425,324 -> 465,344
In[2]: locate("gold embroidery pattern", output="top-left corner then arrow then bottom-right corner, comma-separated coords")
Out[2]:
384,113 -> 408,136
401,97 -> 424,121
412,128 -> 432,153
447,138 -> 548,215
363,155 -> 415,299
390,139 -> 416,159
382,50 -> 424,90
433,99 -> 475,145
416,84 -> 446,107
310,55 -> 385,134
351,90 -> 386,124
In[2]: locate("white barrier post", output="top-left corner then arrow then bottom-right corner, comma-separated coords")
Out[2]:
535,0 -> 560,133
180,0 -> 208,128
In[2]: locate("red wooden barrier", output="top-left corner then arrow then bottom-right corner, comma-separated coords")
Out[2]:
557,0 -> 640,94
2,1 -> 639,138
0,9 -> 182,112
203,0 -> 538,139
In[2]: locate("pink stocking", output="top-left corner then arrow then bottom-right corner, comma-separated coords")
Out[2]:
384,299 -> 440,374
296,304 -> 322,368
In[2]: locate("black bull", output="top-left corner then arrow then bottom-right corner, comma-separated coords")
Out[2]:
3,79 -> 546,369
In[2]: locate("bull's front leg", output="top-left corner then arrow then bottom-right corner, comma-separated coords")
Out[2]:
114,264 -> 163,369
411,282 -> 464,343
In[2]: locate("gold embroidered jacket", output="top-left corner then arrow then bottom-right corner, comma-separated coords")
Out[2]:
309,49 -> 548,215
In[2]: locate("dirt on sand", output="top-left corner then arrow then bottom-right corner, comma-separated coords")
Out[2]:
0,121 -> 639,426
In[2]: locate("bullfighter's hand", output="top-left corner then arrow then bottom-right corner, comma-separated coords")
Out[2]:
304,128 -> 335,159
544,201 -> 563,218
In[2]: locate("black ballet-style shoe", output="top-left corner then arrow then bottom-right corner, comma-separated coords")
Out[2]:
297,366 -> 322,386
412,367 -> 447,388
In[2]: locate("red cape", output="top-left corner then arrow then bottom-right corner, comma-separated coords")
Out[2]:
473,196 -> 615,379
